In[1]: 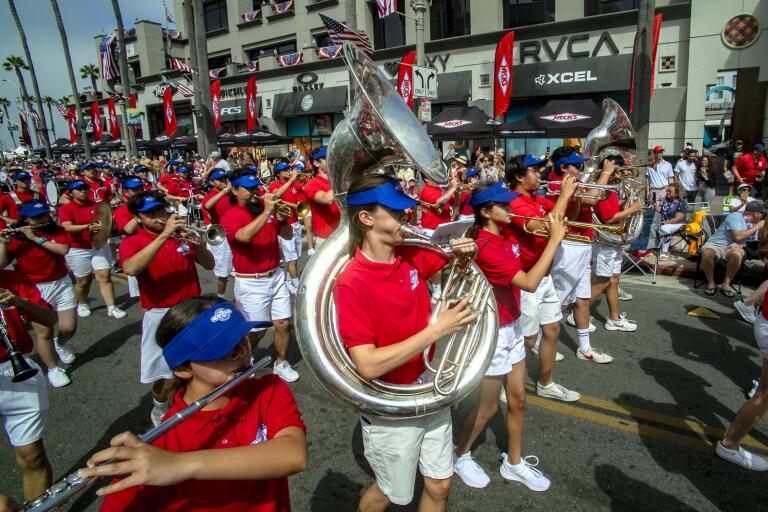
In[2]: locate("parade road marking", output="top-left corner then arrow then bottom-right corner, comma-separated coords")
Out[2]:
111,273 -> 128,284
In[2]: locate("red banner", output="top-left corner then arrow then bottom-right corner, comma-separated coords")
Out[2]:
163,88 -> 176,137
211,80 -> 221,129
494,31 -> 514,119
91,101 -> 103,141
68,107 -> 77,143
397,50 -> 416,109
107,97 -> 121,140
246,76 -> 257,133
130,95 -> 138,135
650,14 -> 663,96
19,115 -> 31,146
629,14 -> 662,113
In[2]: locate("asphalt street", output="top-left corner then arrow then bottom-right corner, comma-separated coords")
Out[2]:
1,255 -> 766,512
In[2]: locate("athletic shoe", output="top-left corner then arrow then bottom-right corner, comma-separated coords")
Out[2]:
499,453 -> 551,492
47,366 -> 71,388
536,381 -> 581,402
565,311 -> 596,333
107,306 -> 127,319
531,346 -> 564,361
715,442 -> 768,471
605,317 -> 638,332
151,400 -> 169,427
453,451 -> 490,488
734,300 -> 757,324
274,360 -> 299,382
577,348 -> 613,364
307,248 -> 316,256
746,379 -> 759,400
617,288 -> 633,300
54,338 -> 75,364
77,304 -> 91,318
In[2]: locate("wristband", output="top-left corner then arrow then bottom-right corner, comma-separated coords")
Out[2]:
36,237 -> 46,246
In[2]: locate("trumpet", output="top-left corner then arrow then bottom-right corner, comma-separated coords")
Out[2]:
540,181 -> 623,201
508,213 -> 626,244
158,218 -> 226,246
415,199 -> 444,215
293,171 -> 313,184
256,196 -> 311,219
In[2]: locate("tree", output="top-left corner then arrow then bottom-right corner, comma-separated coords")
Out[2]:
0,97 -> 15,147
42,95 -> 57,139
109,0 -> 136,158
79,63 -> 100,93
50,0 -> 90,157
8,0 -> 52,158
2,56 -> 31,110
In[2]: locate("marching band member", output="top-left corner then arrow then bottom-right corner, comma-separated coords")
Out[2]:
221,170 -> 299,383
131,165 -> 154,190
57,180 -> 126,319
113,178 -> 147,236
456,168 -> 480,222
202,169 -> 234,298
120,191 -> 214,425
419,175 -> 459,233
81,163 -> 113,204
304,147 -> 340,247
333,173 -> 478,512
268,162 -> 304,294
82,296 -> 307,511
453,180 -> 565,491
3,171 -> 43,221
0,201 -> 77,388
506,155 -> 581,401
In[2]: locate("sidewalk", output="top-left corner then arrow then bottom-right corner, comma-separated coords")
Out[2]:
625,251 -> 767,285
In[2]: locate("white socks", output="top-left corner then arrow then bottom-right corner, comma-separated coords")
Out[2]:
291,277 -> 299,291
577,328 -> 591,353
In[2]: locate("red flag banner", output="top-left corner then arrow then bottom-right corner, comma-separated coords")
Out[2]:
130,95 -> 138,135
91,101 -> 103,141
397,50 -> 416,109
211,79 -> 221,130
107,97 -> 121,140
650,14 -> 663,96
494,31 -> 514,119
246,75 -> 257,133
163,88 -> 177,137
68,107 -> 77,143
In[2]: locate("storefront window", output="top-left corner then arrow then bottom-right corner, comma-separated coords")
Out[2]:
372,0 -> 405,49
504,0 -> 555,28
584,0 -> 638,16
204,0 -> 228,32
431,0 -> 471,40
208,54 -> 230,70
286,115 -> 343,149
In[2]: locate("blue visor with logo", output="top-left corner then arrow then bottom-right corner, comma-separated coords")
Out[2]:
13,171 -> 31,180
208,170 -> 227,181
98,163 -> 111,169
469,181 -> 517,206
122,178 -> 145,190
523,154 -> 548,168
346,181 -> 418,210
67,180 -> 88,191
162,302 -> 271,369
274,162 -> 290,173
313,146 -> 327,160
177,166 -> 191,174
292,161 -> 305,171
466,168 -> 479,178
554,152 -> 588,169
231,174 -> 262,189
19,201 -> 49,218
136,197 -> 168,212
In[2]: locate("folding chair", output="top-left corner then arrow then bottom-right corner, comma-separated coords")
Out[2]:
692,215 -> 743,294
621,208 -> 661,284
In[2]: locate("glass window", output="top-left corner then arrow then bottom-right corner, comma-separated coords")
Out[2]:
371,0 -> 405,49
204,0 -> 228,32
431,0 -> 470,40
129,61 -> 141,79
584,0 -> 638,16
504,0 -> 555,28
208,54 -> 230,69
314,33 -> 333,47
287,117 -> 309,137
252,0 -> 263,10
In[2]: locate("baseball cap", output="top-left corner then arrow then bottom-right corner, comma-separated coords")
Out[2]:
162,302 -> 271,370
177,166 -> 191,174
231,175 -> 262,189
19,200 -> 49,218
292,161 -> 306,171
737,183 -> 752,190
274,162 -> 291,173
79,162 -> 96,172
554,152 -> 588,168
346,181 -> 418,210
745,201 -> 766,214
66,180 -> 89,191
652,146 -> 665,154
754,143 -> 766,151
122,178 -> 145,190
469,181 -> 516,206
13,171 -> 31,180
313,147 -> 327,160
133,165 -> 148,173
208,170 -> 227,181
522,154 -> 548,167
466,168 -> 479,178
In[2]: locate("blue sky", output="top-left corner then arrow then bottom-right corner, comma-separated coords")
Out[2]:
0,0 -> 167,150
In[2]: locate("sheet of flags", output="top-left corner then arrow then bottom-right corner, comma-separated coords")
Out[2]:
319,13 -> 373,56
316,44 -> 342,60
209,67 -> 226,79
171,58 -> 196,74
244,60 -> 258,72
99,34 -> 119,80
55,102 -> 69,119
276,52 -> 302,67
242,10 -> 261,22
171,80 -> 194,97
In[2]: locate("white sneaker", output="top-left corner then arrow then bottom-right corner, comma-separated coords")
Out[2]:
77,304 -> 91,318
307,248 -> 316,256
565,312 -> 596,333
605,317 -> 638,332
531,346 -> 565,361
536,381 -> 581,402
499,454 -> 551,491
54,339 -> 75,364
715,442 -> 768,471
577,348 -> 614,364
734,300 -> 757,324
274,360 -> 299,382
47,366 -> 71,388
453,451 -> 490,488
107,306 -> 127,319
151,401 -> 169,427
617,288 -> 633,300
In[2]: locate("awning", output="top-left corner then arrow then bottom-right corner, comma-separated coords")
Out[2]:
271,86 -> 347,117
495,99 -> 603,138
427,106 -> 499,140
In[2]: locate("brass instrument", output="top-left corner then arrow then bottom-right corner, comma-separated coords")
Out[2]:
293,171 -> 313,184
256,196 -> 311,219
416,199 -> 444,215
509,213 -> 626,244
540,181 -> 623,201
176,224 -> 226,246
0,308 -> 38,383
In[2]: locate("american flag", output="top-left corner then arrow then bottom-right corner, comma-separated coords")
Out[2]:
55,102 -> 69,119
244,60 -> 258,72
376,0 -> 397,18
271,0 -> 293,14
123,28 -> 136,37
171,58 -> 197,74
319,14 -> 373,56
277,52 -> 302,67
242,9 -> 261,22
20,110 -> 40,120
171,80 -> 194,97
99,34 -> 119,80
209,67 -> 226,79
163,0 -> 175,24
166,29 -> 181,39
110,92 -> 124,102
316,44 -> 342,59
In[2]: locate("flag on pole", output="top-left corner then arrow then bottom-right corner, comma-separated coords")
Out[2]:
493,31 -> 514,119
91,101 -> 103,141
271,0 -> 293,14
170,58 -> 197,74
166,29 -> 182,39
171,79 -> 194,97
211,80 -> 221,130
375,0 -> 396,18
242,9 -> 261,22
319,13 -> 373,56
246,76 -> 258,133
397,51 -> 416,109
55,102 -> 69,119
163,0 -> 175,24
163,88 -> 176,136
276,52 -> 303,67
244,60 -> 258,72
20,110 -> 40,120
110,92 -> 124,103
107,97 -> 120,140
99,34 -> 119,80
20,115 -> 31,146
68,107 -> 77,143
209,67 -> 226,79
316,44 -> 342,59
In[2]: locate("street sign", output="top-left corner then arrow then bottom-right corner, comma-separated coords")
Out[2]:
412,65 -> 438,99
419,98 -> 432,122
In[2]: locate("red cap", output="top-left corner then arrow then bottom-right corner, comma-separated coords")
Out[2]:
652,146 -> 664,153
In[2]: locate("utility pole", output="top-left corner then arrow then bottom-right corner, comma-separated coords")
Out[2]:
191,0 -> 216,154
631,0 -> 654,158
183,0 -> 207,156
111,0 -> 137,158
411,0 -> 426,66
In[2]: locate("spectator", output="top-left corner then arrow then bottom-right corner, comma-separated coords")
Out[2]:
723,140 -> 744,193
656,185 -> 688,260
733,143 -> 766,196
209,151 -> 231,173
674,149 -> 699,203
723,183 -> 755,214
646,146 -> 674,203
695,155 -> 717,207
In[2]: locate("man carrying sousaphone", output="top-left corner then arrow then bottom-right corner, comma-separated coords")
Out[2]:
57,181 -> 126,319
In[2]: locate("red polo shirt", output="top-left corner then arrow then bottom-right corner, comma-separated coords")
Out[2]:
334,246 -> 447,385
5,189 -> 44,220
113,203 -> 134,234
735,153 -> 767,185
474,229 -> 522,326
202,189 -> 234,225
302,175 -> 339,238
419,182 -> 452,229
57,198 -> 97,249
119,228 -> 201,310
221,204 -> 281,273
459,191 -> 473,216
83,177 -> 112,203
268,180 -> 304,225
594,192 -> 621,223
6,227 -> 70,283
99,375 -> 305,512
0,270 -> 51,361
508,193 -> 555,271
0,193 -> 16,219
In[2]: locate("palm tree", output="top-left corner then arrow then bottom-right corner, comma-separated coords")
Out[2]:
50,0 -> 90,157
42,95 -> 57,139
79,63 -> 99,93
2,56 -> 32,110
109,0 -> 136,157
8,0 -> 52,157
0,97 -> 15,147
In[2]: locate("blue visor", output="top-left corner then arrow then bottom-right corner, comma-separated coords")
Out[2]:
208,170 -> 227,181
346,182 -> 418,210
166,159 -> 181,168
523,154 -> 548,168
231,174 -> 262,189
136,198 -> 168,212
67,180 -> 88,191
122,178 -> 145,190
98,163 -> 111,169
40,172 -> 53,180
466,168 -> 479,178
554,152 -> 588,169
133,165 -> 148,173
274,162 -> 290,173
292,161 -> 305,171
79,163 -> 95,172
313,146 -> 327,160
19,201 -> 49,218
162,302 -> 271,369
177,166 -> 191,174
13,171 -> 31,180
469,181 -> 516,206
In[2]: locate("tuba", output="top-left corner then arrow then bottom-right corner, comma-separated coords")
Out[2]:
295,44 -> 498,419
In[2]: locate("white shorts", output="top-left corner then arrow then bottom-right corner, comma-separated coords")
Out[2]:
593,243 -> 623,277
278,222 -> 303,262
551,241 -> 592,305
127,275 -> 140,298
64,246 -> 113,278
486,321 -> 525,376
208,239 -> 234,278
234,268 -> 292,327
140,308 -> 173,383
520,275 -> 563,337
35,276 -> 76,312
1,358 -> 48,447
360,408 -> 453,505
754,314 -> 768,359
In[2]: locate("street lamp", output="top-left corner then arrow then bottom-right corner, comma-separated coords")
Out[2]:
1,78 -> 24,103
